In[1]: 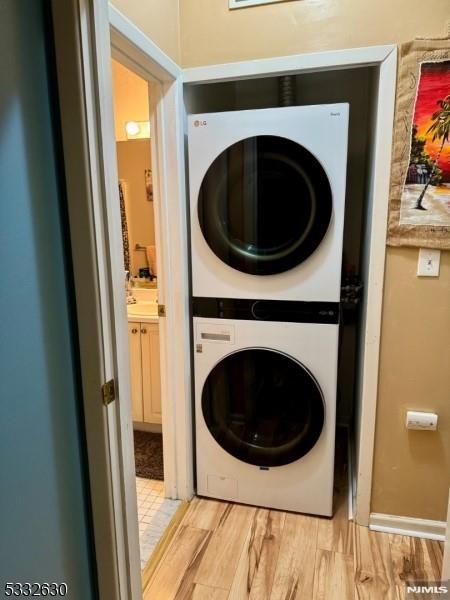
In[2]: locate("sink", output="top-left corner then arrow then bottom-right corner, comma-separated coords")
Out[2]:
127,301 -> 158,317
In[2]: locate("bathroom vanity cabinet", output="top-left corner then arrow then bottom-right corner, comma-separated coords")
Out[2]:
128,321 -> 161,425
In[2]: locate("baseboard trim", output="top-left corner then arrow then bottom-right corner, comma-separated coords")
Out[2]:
369,512 -> 446,541
133,421 -> 162,434
346,426 -> 354,521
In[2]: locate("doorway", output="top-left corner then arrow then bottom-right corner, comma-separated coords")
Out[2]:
110,58 -> 184,572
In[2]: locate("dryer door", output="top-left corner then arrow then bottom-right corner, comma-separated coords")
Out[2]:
201,348 -> 325,467
198,135 -> 332,275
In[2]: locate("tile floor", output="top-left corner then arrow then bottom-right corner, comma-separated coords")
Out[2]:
136,477 -> 181,570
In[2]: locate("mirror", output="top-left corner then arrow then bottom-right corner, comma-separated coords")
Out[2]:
117,139 -> 157,285
112,58 -> 157,288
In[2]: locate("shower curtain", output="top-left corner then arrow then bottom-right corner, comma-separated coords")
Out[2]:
119,181 -> 130,273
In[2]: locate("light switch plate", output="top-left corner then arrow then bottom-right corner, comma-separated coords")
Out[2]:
417,248 -> 441,277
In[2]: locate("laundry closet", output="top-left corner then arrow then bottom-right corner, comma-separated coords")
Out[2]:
184,65 -> 379,516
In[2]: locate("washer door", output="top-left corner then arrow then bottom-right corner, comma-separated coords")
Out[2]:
201,348 -> 325,467
198,135 -> 332,275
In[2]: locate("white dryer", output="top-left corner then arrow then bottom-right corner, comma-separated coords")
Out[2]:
193,302 -> 338,516
188,104 -> 349,302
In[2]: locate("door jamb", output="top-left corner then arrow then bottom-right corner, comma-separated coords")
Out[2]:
443,490 -> 450,581
109,3 -> 193,504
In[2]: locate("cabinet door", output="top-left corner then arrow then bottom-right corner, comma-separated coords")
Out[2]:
128,322 -> 143,422
149,325 -> 162,419
141,323 -> 162,424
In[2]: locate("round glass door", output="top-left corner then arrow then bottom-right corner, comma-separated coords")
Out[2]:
201,348 -> 325,467
198,135 -> 332,275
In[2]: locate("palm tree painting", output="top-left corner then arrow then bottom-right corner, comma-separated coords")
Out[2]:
400,60 -> 450,226
415,95 -> 450,209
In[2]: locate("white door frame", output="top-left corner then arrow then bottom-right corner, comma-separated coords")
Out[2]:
51,2 -> 192,598
182,44 -> 397,527
109,4 -> 193,504
443,489 -> 450,581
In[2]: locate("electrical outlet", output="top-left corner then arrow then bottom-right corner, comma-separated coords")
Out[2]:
406,410 -> 438,430
417,248 -> 440,277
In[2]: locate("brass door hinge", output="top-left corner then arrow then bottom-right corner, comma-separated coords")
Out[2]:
102,379 -> 116,406
158,304 -> 166,317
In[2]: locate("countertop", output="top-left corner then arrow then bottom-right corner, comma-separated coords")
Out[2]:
127,312 -> 159,324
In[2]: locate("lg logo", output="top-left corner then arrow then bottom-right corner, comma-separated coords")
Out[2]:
194,120 -> 207,127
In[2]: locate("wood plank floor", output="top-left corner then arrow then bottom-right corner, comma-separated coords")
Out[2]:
144,438 -> 444,599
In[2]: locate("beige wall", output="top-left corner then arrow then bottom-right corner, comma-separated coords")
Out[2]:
372,248 -> 450,521
110,0 -> 180,63
111,60 -> 149,142
179,0 -> 449,67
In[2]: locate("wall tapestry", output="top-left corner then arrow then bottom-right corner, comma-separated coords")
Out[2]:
387,38 -> 450,249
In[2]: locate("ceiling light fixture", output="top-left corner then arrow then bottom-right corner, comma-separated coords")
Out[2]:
125,121 -> 140,136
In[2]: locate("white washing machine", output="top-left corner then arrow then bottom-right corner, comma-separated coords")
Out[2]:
188,104 -> 349,302
193,303 -> 339,516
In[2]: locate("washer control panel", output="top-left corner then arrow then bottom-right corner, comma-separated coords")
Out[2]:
196,322 -> 235,345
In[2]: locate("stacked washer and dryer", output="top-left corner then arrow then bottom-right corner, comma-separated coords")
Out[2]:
188,104 -> 349,517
